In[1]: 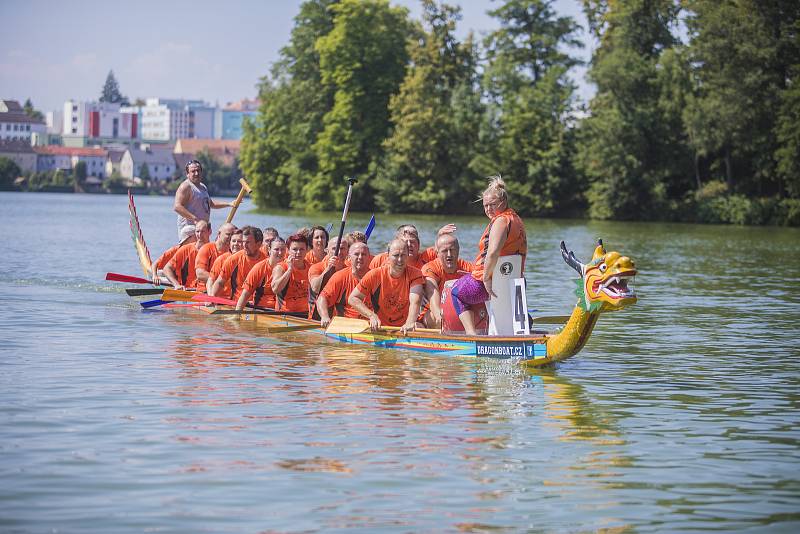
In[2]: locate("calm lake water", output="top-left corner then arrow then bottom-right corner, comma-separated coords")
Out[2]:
1,191 -> 799,532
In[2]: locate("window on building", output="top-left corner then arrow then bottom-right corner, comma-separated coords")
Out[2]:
13,124 -> 18,131
26,125 -> 30,131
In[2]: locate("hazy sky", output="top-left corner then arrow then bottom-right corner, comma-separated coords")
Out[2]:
0,0 -> 593,113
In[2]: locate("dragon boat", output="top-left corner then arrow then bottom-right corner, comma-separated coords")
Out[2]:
216,239 -> 637,368
121,191 -> 638,368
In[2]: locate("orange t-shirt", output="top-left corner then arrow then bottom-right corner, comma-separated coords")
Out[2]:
472,208 -> 527,280
217,249 -> 267,300
194,242 -> 226,293
210,251 -> 231,280
242,259 -> 276,309
154,245 -> 180,271
369,252 -> 427,270
274,261 -> 310,312
355,265 -> 424,326
421,258 -> 474,293
168,242 -> 202,288
308,256 -> 348,288
304,249 -> 325,265
318,268 -> 370,319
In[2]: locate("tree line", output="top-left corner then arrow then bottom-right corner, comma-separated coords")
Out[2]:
240,0 -> 800,225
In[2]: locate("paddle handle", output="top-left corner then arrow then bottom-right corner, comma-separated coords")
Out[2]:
332,177 -> 357,258
225,178 -> 252,224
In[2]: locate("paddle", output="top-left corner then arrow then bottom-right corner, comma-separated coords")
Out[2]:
325,317 -> 440,336
531,315 -> 571,325
364,214 -> 376,241
126,288 -> 167,296
161,288 -> 199,301
225,178 -> 252,224
320,177 -> 357,290
210,309 -> 308,317
141,299 -> 169,309
160,289 -> 309,317
107,272 -> 173,286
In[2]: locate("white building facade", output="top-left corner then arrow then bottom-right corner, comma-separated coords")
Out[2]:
120,148 -> 176,182
0,100 -> 47,144
34,146 -> 108,178
140,98 -> 216,142
62,100 -> 138,142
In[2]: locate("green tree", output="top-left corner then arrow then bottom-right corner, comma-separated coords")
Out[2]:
472,0 -> 584,217
576,0 -> 691,220
195,149 -> 235,194
99,70 -> 128,104
240,0 -> 338,209
682,0 -> 795,196
138,162 -> 151,182
309,0 -> 412,211
373,1 -> 483,213
74,161 -> 87,184
23,98 -> 44,121
0,157 -> 21,190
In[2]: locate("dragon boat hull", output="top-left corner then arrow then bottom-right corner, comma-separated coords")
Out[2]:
188,305 -> 556,367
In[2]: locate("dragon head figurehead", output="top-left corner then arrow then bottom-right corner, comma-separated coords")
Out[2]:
560,239 -> 637,313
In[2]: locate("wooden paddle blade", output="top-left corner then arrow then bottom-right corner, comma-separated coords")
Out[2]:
161,288 -> 197,301
126,288 -> 166,296
325,317 -> 371,335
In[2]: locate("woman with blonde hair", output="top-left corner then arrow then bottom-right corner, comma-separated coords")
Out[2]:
451,176 -> 527,335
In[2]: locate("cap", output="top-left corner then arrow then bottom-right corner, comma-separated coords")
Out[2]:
179,225 -> 196,244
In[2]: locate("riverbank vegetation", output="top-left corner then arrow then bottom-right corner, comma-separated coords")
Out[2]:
240,0 -> 799,226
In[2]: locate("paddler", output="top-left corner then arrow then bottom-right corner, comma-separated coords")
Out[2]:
420,233 -> 473,328
369,223 -> 456,270
349,238 -> 425,335
316,241 -> 372,328
452,176 -> 527,335
271,233 -> 311,313
207,229 -> 243,293
208,226 -> 265,301
195,223 -> 236,293
173,159 -> 234,240
308,236 -> 349,298
260,227 -> 280,255
162,220 -> 211,291
150,225 -> 196,284
235,236 -> 287,310
304,225 -> 329,265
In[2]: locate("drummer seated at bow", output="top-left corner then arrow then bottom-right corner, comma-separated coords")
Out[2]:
271,233 -> 311,313
209,225 -> 266,301
420,233 -> 473,329
315,241 -> 372,327
453,176 -> 527,335
162,221 -> 211,291
369,223 -> 456,270
235,236 -> 287,311
349,239 -> 425,335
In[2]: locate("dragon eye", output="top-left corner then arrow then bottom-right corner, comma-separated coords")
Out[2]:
599,263 -> 607,273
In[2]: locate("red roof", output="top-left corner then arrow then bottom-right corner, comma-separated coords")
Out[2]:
34,146 -> 108,157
